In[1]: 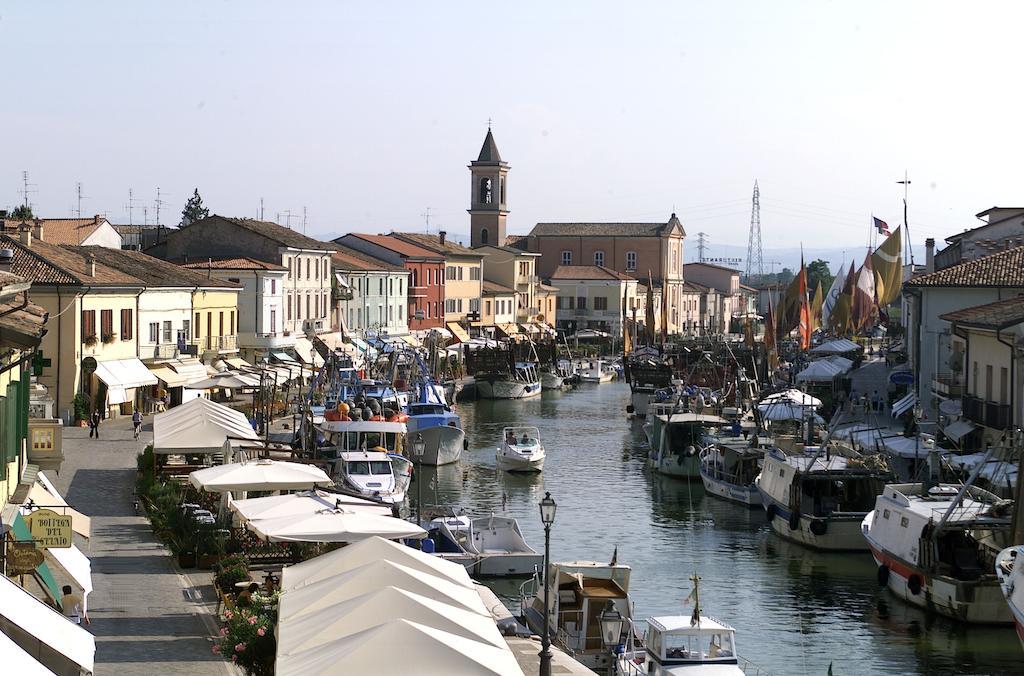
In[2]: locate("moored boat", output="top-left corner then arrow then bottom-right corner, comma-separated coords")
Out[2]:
424,509 -> 543,577
476,362 -> 542,399
995,546 -> 1024,645
645,409 -> 728,480
404,401 -> 465,466
579,358 -> 616,383
496,426 -> 545,472
699,441 -> 763,507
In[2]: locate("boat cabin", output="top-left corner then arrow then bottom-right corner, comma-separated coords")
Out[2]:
761,450 -> 889,518
645,615 -> 739,669
319,420 -> 408,458
337,450 -> 394,483
547,562 -> 632,654
503,426 -> 541,448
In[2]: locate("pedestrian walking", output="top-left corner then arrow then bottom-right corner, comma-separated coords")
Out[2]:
88,410 -> 101,438
132,409 -> 143,440
60,585 -> 89,625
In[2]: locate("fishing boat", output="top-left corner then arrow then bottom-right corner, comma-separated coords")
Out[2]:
540,368 -> 565,390
698,440 -> 763,507
624,351 -> 674,419
862,481 -> 1013,623
318,419 -> 412,503
496,426 -> 545,472
404,400 -> 465,466
615,574 -> 760,676
520,558 -> 640,673
423,509 -> 543,577
756,447 -> 891,551
645,407 -> 728,480
995,546 -> 1024,645
579,358 -> 616,383
475,361 -> 542,399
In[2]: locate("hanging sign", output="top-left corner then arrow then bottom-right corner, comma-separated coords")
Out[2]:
8,541 -> 44,574
28,509 -> 73,549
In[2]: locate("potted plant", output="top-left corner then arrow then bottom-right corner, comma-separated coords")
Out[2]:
214,562 -> 251,592
84,334 -> 98,347
102,333 -> 116,344
72,394 -> 89,426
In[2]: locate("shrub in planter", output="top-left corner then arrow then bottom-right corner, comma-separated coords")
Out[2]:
72,393 -> 89,423
102,333 -> 116,344
214,564 -> 250,592
214,606 -> 276,676
84,334 -> 98,347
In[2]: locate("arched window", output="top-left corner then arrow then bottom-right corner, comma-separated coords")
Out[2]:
480,177 -> 493,204
594,250 -> 605,267
480,228 -> 489,245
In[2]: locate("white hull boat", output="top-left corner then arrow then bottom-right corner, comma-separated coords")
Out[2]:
425,511 -> 543,577
496,426 -> 545,472
540,370 -> 565,390
996,546 -> 1024,645
699,444 -> 762,508
579,359 -> 615,383
414,424 -> 465,466
476,362 -> 543,399
645,411 -> 728,481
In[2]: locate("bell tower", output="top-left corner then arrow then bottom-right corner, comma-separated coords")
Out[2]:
468,126 -> 509,248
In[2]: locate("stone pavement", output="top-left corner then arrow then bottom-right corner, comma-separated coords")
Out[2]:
46,416 -> 232,676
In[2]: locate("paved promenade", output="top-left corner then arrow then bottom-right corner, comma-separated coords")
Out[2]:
47,416 -> 231,676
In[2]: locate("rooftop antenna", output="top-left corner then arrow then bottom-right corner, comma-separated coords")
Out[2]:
142,206 -> 149,227
20,171 -> 37,210
744,180 -> 764,280
897,171 -> 914,265
126,188 -> 143,226
302,206 -> 307,234
74,182 -> 88,218
421,207 -> 433,233
260,197 -> 264,221
154,187 -> 168,228
281,210 -> 295,228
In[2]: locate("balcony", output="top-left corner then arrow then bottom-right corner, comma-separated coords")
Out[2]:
932,372 -> 964,398
193,335 -> 238,353
146,343 -> 179,360
332,288 -> 354,301
963,394 -> 1011,430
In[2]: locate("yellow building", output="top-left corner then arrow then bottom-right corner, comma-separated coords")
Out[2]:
191,289 -> 241,361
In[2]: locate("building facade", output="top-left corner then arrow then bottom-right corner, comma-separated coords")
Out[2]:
391,232 -> 484,330
331,245 -> 410,338
549,265 -> 638,336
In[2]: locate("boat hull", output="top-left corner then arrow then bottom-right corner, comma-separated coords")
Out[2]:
759,494 -> 868,551
496,453 -> 545,472
540,372 -> 565,390
865,528 -> 1012,624
699,471 -> 761,507
476,378 -> 542,399
629,390 -> 654,418
410,424 -> 464,466
650,454 -> 701,479
474,553 -> 544,577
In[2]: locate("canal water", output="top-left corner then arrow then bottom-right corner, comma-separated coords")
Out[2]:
411,382 -> 1020,676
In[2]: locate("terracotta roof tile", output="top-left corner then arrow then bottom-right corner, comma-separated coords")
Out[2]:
184,215 -> 335,251
1,216 -> 112,246
907,245 -> 1024,287
482,280 -> 515,295
0,236 -> 140,286
530,214 -> 684,238
180,257 -> 287,271
330,245 -> 406,273
549,265 -> 634,281
390,232 -> 480,257
939,295 -> 1024,328
75,247 -> 240,288
340,234 -> 444,260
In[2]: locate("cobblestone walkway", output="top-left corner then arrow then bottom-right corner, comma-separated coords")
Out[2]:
46,417 -> 230,676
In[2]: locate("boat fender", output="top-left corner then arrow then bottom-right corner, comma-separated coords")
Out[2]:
684,445 -> 697,457
396,414 -> 409,422
907,574 -> 923,596
386,415 -> 399,423
787,512 -> 801,531
877,565 -> 890,587
809,519 -> 827,536
463,438 -> 469,450
626,404 -> 635,414
765,504 -> 776,521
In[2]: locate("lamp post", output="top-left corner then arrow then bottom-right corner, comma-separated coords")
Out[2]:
599,599 -> 624,676
539,492 -> 557,676
412,433 -> 425,525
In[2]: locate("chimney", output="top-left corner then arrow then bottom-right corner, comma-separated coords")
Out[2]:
93,214 -> 101,226
86,253 -> 96,278
0,249 -> 13,273
0,210 -> 7,220
438,230 -> 446,245
18,224 -> 31,247
33,218 -> 43,241
925,238 -> 935,273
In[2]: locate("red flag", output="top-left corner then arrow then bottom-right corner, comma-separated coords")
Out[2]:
797,262 -> 812,350
872,216 -> 890,236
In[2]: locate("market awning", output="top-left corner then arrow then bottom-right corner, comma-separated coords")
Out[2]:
0,630 -> 57,676
445,322 -> 470,343
293,338 -> 324,366
496,323 -> 519,338
152,396 -> 259,454
943,419 -> 976,441
0,571 -> 95,674
147,365 -> 189,388
28,474 -> 91,538
272,351 -> 301,364
170,358 -> 208,383
891,392 -> 918,418
94,358 -> 158,391
225,357 -> 251,369
400,335 -> 419,347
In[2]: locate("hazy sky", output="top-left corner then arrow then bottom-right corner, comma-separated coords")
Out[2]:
4,2 -> 1022,259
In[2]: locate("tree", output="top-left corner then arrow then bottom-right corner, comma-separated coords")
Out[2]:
180,188 -> 209,226
806,259 -> 833,294
9,204 -> 33,220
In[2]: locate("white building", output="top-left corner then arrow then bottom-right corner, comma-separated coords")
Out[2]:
549,265 -> 638,335
331,246 -> 411,338
1,215 -> 123,248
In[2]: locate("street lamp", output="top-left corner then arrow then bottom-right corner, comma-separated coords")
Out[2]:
538,492 -> 557,676
599,599 -> 624,675
412,433 -> 425,524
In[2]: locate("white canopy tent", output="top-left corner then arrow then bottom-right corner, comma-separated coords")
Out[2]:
276,586 -> 508,657
94,358 -> 158,404
43,544 -> 93,611
280,535 -> 474,592
189,459 -> 332,492
809,338 -> 861,355
757,401 -> 824,423
275,619 -> 525,676
185,373 -> 260,390
152,396 -> 259,454
0,574 -> 95,675
229,490 -> 393,523
795,360 -> 847,383
246,509 -> 426,543
278,559 -> 487,622
760,389 -> 822,408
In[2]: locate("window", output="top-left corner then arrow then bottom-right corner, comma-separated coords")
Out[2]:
470,267 -> 480,280
305,294 -> 311,320
425,303 -> 431,319
195,312 -> 201,338
297,293 -> 302,319
287,256 -> 292,279
120,309 -> 133,339
486,300 -> 492,315
270,279 -> 276,295
379,278 -> 384,295
469,298 -> 480,313
217,312 -> 223,338
594,250 -> 605,267
433,301 -> 439,318
399,278 -> 403,294
500,177 -> 505,204
561,251 -> 572,265
566,296 -> 575,310
446,266 -> 455,281
269,309 -> 276,334
388,305 -> 393,321
100,310 -> 113,339
287,295 -> 292,320
900,516 -> 909,528
445,299 -> 456,314
883,509 -> 890,520
182,320 -> 190,341
389,278 -> 393,295
149,322 -> 159,343
324,259 -> 328,279
315,294 -> 319,318
595,296 -> 608,311
230,311 -> 235,334
986,364 -> 993,401
556,297 -> 563,310
480,228 -> 489,245
162,321 -> 172,343
1001,367 -> 1009,404
206,313 -> 212,342
480,177 -> 493,204
398,305 -> 403,321
626,251 -> 637,271
412,269 -> 418,287
577,296 -> 587,310
306,259 -> 310,279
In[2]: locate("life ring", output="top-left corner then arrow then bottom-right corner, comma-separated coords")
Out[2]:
877,565 -> 890,587
907,574 -> 923,596
684,445 -> 697,457
765,504 -> 776,521
788,512 -> 801,531
809,520 -> 827,536
396,414 -> 409,422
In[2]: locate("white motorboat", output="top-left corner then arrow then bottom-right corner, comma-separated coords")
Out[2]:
995,546 -> 1024,645
476,362 -> 542,399
540,366 -> 567,390
333,450 -> 409,504
645,409 -> 728,480
698,441 -> 763,508
756,447 -> 891,551
318,418 -> 412,504
496,426 -> 545,472
521,559 -> 640,674
424,510 -> 543,577
579,359 -> 616,383
862,482 -> 1013,624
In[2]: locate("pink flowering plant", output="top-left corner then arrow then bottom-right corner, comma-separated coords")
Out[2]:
213,603 -> 276,676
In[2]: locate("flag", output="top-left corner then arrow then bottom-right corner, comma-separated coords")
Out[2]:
660,278 -> 670,343
645,271 -> 656,345
830,264 -> 858,334
779,272 -> 803,336
851,252 -> 876,331
821,262 -> 847,328
873,216 -> 890,236
764,293 -> 779,372
796,261 -> 812,350
810,280 -> 824,333
872,225 -> 903,307
622,288 -> 632,354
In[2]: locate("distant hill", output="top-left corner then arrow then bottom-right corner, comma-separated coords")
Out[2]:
687,240 -> 927,277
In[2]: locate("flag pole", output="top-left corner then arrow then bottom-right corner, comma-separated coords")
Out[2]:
898,171 -> 914,265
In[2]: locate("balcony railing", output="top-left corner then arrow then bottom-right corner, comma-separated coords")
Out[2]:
193,335 -> 238,352
932,372 -> 964,397
963,394 -> 1011,430
149,343 -> 178,360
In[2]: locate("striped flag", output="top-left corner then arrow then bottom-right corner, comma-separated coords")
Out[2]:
851,252 -> 876,330
873,216 -> 891,236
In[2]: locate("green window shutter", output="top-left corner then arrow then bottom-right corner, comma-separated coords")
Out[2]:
0,394 -> 7,480
7,383 -> 18,465
18,372 -> 28,449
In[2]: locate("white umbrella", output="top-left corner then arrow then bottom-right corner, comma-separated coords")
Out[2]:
189,459 -> 332,492
758,401 -> 824,423
247,509 -> 426,543
760,389 -> 822,408
230,490 -> 393,522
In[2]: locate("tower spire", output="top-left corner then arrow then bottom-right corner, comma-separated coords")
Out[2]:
469,126 -> 510,248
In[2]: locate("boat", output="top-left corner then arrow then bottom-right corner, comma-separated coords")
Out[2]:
698,440 -> 763,507
624,351 -> 674,419
541,362 -> 573,390
404,401 -> 465,466
615,574 -> 762,676
862,481 -> 1013,623
332,449 -> 409,504
475,362 -> 542,399
995,546 -> 1024,645
317,418 -> 411,504
756,447 -> 891,551
496,426 -> 545,472
645,407 -> 728,480
579,358 -> 616,383
423,508 -> 543,577
520,559 -> 640,673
